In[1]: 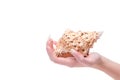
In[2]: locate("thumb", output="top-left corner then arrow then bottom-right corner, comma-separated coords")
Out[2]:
70,49 -> 84,61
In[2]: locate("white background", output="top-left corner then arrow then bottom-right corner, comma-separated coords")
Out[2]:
0,0 -> 120,80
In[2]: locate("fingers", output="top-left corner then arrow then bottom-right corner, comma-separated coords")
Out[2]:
70,49 -> 92,66
46,39 -> 77,67
46,37 -> 55,57
53,57 -> 77,67
46,38 -> 84,67
71,49 -> 84,61
46,38 -> 69,65
53,41 -> 57,45
46,37 -> 53,49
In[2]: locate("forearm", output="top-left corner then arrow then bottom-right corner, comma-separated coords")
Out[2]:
93,56 -> 120,80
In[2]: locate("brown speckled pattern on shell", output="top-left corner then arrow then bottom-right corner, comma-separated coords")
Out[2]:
54,29 -> 100,57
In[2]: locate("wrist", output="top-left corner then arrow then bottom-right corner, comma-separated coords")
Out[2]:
91,55 -> 105,69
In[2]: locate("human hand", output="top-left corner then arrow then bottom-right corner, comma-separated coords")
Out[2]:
46,38 -> 102,67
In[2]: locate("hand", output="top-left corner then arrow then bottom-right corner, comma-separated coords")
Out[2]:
46,38 -> 102,67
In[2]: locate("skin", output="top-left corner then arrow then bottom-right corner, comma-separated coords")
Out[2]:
46,38 -> 120,80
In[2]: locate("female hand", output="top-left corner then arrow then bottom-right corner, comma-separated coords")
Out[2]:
46,38 -> 102,67
46,38 -> 120,80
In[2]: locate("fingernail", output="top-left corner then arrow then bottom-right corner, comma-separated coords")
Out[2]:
47,35 -> 53,42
